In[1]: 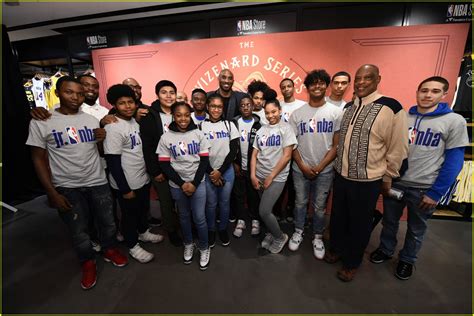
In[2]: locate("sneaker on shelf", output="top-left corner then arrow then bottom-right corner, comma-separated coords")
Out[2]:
199,247 -> 211,271
261,233 -> 273,249
91,240 -> 101,253
233,220 -> 246,238
139,229 -> 164,244
229,215 -> 237,223
251,220 -> 260,236
370,248 -> 392,264
288,229 -> 304,251
183,243 -> 194,265
116,232 -> 125,242
312,234 -> 325,260
148,217 -> 162,227
208,230 -> 216,248
395,260 -> 414,280
129,243 -> 154,263
168,231 -> 183,247
103,248 -> 128,267
337,267 -> 357,282
218,230 -> 230,247
81,260 -> 97,290
269,233 -> 289,254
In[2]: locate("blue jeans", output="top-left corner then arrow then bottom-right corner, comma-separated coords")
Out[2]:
293,168 -> 334,234
56,184 -> 117,263
378,183 -> 436,264
170,182 -> 208,250
206,167 -> 235,231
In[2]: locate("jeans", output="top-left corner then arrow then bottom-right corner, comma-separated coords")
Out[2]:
231,169 -> 259,221
170,182 -> 208,250
151,177 -> 179,233
56,184 -> 117,263
206,167 -> 235,231
258,180 -> 286,239
293,168 -> 334,234
378,183 -> 436,264
114,182 -> 150,249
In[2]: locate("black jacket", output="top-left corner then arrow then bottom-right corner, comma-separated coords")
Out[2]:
231,114 -> 262,169
207,89 -> 249,120
139,100 -> 168,178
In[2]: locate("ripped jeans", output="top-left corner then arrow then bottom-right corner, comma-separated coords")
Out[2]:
56,184 -> 117,263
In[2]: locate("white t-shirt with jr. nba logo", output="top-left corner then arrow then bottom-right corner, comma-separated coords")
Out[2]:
26,110 -> 106,188
157,129 -> 210,188
237,117 -> 255,171
289,102 -> 343,174
253,121 -> 297,182
200,120 -> 239,169
103,117 -> 150,190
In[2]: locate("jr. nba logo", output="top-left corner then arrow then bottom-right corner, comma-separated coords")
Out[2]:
178,141 -> 188,155
209,131 -> 215,140
66,127 -> 80,144
241,129 -> 248,142
309,118 -> 317,133
408,127 -> 417,145
259,134 -> 268,146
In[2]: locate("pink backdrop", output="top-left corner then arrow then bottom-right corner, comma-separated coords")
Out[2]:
93,23 -> 469,110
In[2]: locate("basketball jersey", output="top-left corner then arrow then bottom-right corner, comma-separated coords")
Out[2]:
32,77 -> 47,109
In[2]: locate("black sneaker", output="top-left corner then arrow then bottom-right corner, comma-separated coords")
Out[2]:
218,230 -> 230,247
229,215 -> 237,223
168,231 -> 183,247
149,217 -> 162,227
208,230 -> 216,248
370,248 -> 392,264
395,261 -> 413,280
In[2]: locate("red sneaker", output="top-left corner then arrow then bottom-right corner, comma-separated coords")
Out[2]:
81,260 -> 97,290
103,247 -> 128,267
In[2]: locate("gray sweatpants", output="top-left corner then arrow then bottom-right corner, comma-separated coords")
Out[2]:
258,181 -> 285,239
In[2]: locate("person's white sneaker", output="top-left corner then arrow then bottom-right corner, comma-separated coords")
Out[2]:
129,243 -> 154,263
269,233 -> 289,254
139,229 -> 164,243
233,220 -> 246,238
288,228 -> 304,251
183,243 -> 194,264
312,234 -> 325,260
251,220 -> 260,236
199,248 -> 211,271
261,233 -> 273,249
91,241 -> 101,252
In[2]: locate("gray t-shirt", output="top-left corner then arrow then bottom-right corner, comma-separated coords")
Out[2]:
191,112 -> 209,125
200,120 -> 239,169
103,117 -> 150,190
280,99 -> 306,123
325,96 -> 347,109
26,110 -> 107,188
254,109 -> 268,125
156,129 -> 210,188
237,117 -> 255,171
160,112 -> 173,133
399,111 -> 469,188
253,121 -> 297,182
289,102 -> 343,174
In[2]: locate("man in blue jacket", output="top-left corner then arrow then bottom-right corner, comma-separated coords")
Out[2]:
370,76 -> 469,280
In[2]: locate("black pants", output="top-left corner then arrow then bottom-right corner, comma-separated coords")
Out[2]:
329,173 -> 381,269
115,182 -> 151,249
231,170 -> 259,221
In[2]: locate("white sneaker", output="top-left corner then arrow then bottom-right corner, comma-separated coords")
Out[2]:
183,243 -> 194,264
91,241 -> 101,252
199,248 -> 211,271
261,233 -> 273,249
288,229 -> 304,251
129,243 -> 154,263
269,233 -> 289,254
138,229 -> 164,244
312,234 -> 325,260
251,220 -> 260,236
233,220 -> 246,238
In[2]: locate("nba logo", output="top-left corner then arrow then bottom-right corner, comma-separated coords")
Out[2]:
309,118 -> 316,133
241,129 -> 247,142
209,131 -> 215,140
283,112 -> 290,122
260,134 -> 267,146
66,127 -> 80,144
179,141 -> 187,155
408,127 -> 417,145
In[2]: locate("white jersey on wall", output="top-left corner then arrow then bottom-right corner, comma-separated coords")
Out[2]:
32,77 -> 48,109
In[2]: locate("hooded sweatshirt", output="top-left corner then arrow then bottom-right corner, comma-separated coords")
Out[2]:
398,102 -> 468,202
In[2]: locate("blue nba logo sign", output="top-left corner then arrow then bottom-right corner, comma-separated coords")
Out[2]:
66,127 -> 80,144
